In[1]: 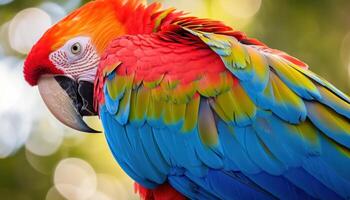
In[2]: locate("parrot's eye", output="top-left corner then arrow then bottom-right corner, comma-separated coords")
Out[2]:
71,42 -> 82,54
50,36 -> 94,66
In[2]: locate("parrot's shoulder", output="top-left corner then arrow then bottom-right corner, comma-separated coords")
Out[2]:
93,31 -> 228,109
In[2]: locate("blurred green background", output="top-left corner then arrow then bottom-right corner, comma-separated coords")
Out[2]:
0,0 -> 349,199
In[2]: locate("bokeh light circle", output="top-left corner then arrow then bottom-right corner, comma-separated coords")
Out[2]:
54,158 -> 97,200
0,112 -> 32,158
0,22 -> 12,57
94,174 -> 128,200
45,186 -> 66,200
87,191 -> 111,200
62,0 -> 82,12
25,116 -> 64,156
0,58 -> 38,158
8,8 -> 52,54
40,2 -> 67,23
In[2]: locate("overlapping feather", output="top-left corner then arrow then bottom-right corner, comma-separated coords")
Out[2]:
98,26 -> 350,199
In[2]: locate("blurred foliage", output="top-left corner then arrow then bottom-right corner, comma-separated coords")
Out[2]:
250,0 -> 350,92
0,0 -> 349,199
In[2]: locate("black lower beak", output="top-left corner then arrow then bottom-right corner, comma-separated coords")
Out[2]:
54,76 -> 97,117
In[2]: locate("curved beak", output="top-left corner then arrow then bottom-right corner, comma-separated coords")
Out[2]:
38,76 -> 100,133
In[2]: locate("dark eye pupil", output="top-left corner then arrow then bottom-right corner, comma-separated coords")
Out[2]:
71,43 -> 81,54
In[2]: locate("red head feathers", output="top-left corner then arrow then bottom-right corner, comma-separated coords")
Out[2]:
23,0 -> 162,86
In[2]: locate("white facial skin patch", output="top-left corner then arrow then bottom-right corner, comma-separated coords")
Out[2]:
49,36 -> 99,83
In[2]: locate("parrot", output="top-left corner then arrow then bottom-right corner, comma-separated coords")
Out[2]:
23,0 -> 350,199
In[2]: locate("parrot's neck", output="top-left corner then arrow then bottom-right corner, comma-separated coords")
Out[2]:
117,3 -> 181,35
90,2 -> 181,53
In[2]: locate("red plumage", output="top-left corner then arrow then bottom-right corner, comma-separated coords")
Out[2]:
135,183 -> 186,200
94,4 -> 308,110
23,36 -> 62,86
93,33 -> 230,111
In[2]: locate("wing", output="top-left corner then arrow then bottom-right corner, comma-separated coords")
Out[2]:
95,27 -> 350,199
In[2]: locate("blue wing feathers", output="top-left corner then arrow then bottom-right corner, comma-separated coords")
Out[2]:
100,106 -> 158,188
283,167 -> 343,200
99,33 -> 350,199
217,120 -> 260,174
138,123 -> 170,175
125,124 -> 166,183
187,170 -> 275,200
254,117 -> 302,167
154,127 -> 208,177
303,157 -> 350,199
320,134 -> 350,181
247,172 -> 315,200
101,78 -> 350,199
193,130 -> 224,170
168,174 -> 221,200
306,102 -> 350,149
104,84 -> 121,115
244,126 -> 286,175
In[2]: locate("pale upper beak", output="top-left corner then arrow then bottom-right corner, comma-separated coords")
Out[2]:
38,75 -> 100,133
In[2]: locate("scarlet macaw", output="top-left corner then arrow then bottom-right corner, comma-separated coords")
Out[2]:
24,0 -> 350,199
